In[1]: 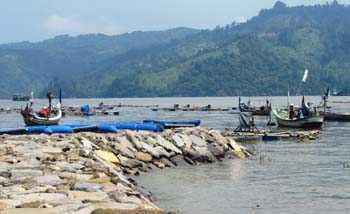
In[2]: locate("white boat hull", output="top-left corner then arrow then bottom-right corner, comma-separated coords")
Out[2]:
272,109 -> 323,128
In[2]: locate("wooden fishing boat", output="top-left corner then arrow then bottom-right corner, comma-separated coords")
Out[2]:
239,97 -> 271,116
20,90 -> 62,126
21,107 -> 62,126
272,108 -> 323,129
318,87 -> 350,122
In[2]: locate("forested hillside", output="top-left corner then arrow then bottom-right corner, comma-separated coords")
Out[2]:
1,1 -> 349,98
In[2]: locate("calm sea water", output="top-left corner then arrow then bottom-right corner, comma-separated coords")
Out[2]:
1,96 -> 350,213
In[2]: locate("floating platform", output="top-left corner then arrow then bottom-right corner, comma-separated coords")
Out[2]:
225,130 -> 320,142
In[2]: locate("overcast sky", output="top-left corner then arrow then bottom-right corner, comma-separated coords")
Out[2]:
0,0 -> 349,44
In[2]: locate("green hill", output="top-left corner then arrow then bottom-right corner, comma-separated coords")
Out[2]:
1,1 -> 350,98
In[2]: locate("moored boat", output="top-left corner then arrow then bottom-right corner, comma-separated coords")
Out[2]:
319,87 -> 350,122
272,108 -> 323,128
20,90 -> 62,126
239,97 -> 271,116
12,92 -> 32,101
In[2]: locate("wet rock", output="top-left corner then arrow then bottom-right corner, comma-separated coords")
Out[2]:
170,155 -> 191,166
207,143 -> 226,159
228,139 -> 246,159
183,146 -> 216,163
183,157 -> 195,165
135,152 -> 153,163
160,158 -> 175,168
123,168 -> 140,176
153,161 -> 165,169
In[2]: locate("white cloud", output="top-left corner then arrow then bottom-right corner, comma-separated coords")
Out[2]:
43,14 -> 121,35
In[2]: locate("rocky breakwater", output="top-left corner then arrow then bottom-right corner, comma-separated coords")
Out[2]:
0,127 -> 251,213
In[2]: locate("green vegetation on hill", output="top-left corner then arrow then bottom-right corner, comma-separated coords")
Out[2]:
1,1 -> 350,98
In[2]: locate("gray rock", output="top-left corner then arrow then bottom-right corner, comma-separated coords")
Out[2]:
9,193 -> 67,203
118,136 -> 137,152
209,130 -> 230,149
189,135 -> 207,147
72,182 -> 103,192
160,158 -> 175,167
171,134 -> 185,148
119,156 -> 145,169
11,169 -> 43,179
155,135 -> 182,154
125,131 -> 143,150
35,175 -> 65,186
139,141 -> 159,158
0,176 -> 9,185
179,134 -> 192,148
145,136 -> 157,146
56,162 -> 84,172
80,137 -> 93,150
170,155 -> 191,167
207,143 -> 226,159
154,146 -> 171,158
183,146 -> 216,163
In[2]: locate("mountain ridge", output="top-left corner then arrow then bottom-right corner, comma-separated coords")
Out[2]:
1,1 -> 350,98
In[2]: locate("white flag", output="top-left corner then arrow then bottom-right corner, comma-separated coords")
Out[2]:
302,69 -> 309,82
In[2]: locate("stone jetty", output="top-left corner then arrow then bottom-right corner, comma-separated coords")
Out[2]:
0,128 -> 251,213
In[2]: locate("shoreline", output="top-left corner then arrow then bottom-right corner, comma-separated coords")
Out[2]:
0,128 -> 251,213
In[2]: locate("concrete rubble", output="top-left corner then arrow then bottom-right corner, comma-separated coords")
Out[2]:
0,127 -> 251,213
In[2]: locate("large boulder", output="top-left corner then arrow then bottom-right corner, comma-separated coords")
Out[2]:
183,146 -> 216,163
135,152 -> 153,163
155,136 -> 182,154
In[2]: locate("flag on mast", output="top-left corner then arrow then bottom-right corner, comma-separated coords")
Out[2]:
302,69 -> 309,82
